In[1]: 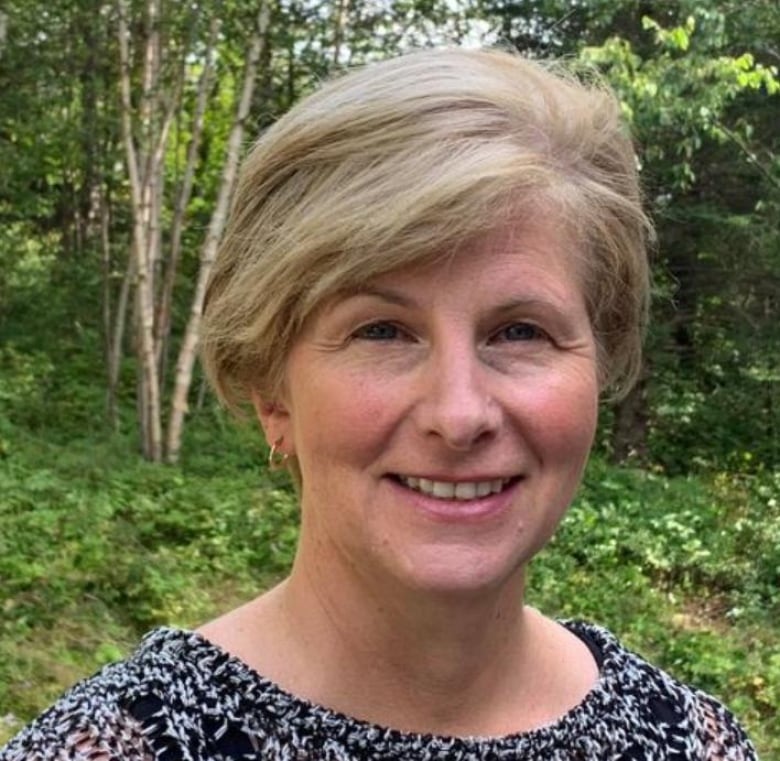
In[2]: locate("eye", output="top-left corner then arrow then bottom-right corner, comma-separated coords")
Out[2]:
352,321 -> 404,341
494,322 -> 548,342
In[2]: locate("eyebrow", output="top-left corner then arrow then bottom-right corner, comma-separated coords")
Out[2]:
489,295 -> 569,315
353,287 -> 568,312
348,286 -> 420,309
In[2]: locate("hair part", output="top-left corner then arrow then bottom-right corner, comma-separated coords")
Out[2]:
201,47 -> 652,418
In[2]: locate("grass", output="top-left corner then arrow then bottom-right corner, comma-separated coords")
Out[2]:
0,415 -> 777,756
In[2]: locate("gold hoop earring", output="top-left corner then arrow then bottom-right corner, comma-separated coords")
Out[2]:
268,437 -> 289,471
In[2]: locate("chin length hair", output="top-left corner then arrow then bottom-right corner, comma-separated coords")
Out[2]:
201,47 -> 652,413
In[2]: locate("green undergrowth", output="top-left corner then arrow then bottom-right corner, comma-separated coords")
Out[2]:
532,459 -> 780,755
0,420 -> 778,756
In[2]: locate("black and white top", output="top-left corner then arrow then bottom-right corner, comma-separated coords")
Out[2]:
0,621 -> 758,760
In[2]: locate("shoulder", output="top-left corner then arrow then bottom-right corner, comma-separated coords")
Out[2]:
0,628 -> 201,761
564,620 -> 759,761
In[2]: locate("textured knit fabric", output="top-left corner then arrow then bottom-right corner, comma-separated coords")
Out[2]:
0,621 -> 758,760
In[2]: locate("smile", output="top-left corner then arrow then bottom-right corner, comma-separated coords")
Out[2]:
396,475 -> 515,501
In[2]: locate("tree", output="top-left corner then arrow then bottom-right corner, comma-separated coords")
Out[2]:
166,0 -> 272,463
114,0 -> 276,461
579,4 -> 779,468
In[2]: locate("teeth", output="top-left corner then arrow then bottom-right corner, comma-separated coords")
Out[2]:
454,482 -> 476,500
398,475 -> 511,501
432,481 -> 455,498
476,481 -> 492,498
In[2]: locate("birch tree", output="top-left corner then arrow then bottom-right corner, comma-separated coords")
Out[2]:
166,0 -> 272,463
111,0 -> 279,460
117,0 -> 177,460
154,13 -> 220,383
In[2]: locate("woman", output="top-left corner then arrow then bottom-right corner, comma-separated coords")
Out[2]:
2,48 -> 757,760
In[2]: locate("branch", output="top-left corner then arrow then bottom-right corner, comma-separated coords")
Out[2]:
715,119 -> 780,192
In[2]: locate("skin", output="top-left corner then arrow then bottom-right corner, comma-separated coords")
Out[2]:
200,217 -> 602,737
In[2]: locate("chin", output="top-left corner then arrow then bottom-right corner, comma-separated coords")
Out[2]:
392,547 -> 527,598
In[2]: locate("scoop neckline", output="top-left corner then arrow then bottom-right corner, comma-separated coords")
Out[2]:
137,619 -> 624,754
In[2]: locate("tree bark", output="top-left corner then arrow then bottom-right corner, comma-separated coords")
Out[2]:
332,0 -> 349,66
107,254 -> 135,432
155,14 -> 220,381
100,187 -> 119,430
117,0 -> 193,459
165,0 -> 271,463
610,364 -> 650,464
117,0 -> 163,460
0,11 -> 7,59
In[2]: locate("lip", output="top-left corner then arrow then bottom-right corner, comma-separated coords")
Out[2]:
386,473 -> 523,523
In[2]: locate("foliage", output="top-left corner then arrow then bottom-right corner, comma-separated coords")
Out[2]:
577,2 -> 780,473
535,458 -> 780,756
0,418 -> 297,728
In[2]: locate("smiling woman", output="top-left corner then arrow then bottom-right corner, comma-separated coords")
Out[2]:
0,48 -> 758,761
268,225 -> 599,607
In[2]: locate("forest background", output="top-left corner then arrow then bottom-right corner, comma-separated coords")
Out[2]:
1,0 -> 778,755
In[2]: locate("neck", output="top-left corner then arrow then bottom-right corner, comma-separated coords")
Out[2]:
200,537 -> 598,737
274,542 -> 536,735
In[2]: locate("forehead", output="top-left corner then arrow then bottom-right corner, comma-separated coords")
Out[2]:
301,223 -> 587,336
369,218 -> 586,298
296,203 -> 590,338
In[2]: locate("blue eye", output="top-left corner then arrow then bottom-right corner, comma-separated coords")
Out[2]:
498,322 -> 546,341
353,322 -> 401,340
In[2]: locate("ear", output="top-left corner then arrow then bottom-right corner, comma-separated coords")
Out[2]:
250,389 -> 294,455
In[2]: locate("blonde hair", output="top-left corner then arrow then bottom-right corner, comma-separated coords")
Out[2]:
201,47 -> 652,413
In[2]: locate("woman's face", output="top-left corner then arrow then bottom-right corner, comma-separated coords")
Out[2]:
259,219 -> 599,596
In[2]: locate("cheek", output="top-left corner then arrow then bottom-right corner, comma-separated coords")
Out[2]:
291,370 -> 400,465
526,372 -> 599,460
341,390 -> 409,468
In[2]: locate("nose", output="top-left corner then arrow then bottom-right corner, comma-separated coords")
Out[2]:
415,342 -> 501,451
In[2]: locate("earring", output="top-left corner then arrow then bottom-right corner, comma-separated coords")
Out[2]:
268,437 -> 289,471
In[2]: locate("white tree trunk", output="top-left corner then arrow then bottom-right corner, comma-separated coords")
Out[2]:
117,0 -> 163,460
165,0 -> 271,463
155,15 -> 220,379
0,11 -> 7,59
107,255 -> 134,431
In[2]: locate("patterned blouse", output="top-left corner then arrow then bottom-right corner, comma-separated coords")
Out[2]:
0,621 -> 758,760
